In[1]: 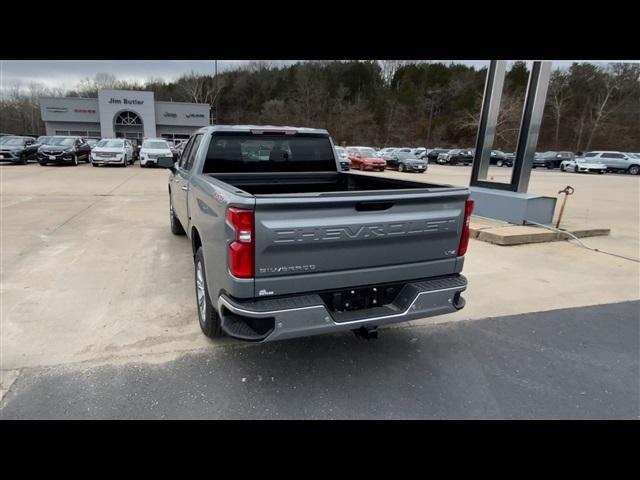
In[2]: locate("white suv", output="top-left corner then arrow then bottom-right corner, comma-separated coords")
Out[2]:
140,139 -> 173,168
582,151 -> 640,175
91,138 -> 134,167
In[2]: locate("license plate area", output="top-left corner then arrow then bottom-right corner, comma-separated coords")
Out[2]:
321,283 -> 404,313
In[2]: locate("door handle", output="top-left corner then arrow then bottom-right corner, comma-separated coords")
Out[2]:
181,185 -> 189,191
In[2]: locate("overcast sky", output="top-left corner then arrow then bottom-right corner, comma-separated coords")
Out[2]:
1,60 -> 635,93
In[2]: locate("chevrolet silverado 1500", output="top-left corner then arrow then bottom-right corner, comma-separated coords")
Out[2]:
158,125 -> 473,342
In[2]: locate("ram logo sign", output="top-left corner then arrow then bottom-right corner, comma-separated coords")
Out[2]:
271,218 -> 458,244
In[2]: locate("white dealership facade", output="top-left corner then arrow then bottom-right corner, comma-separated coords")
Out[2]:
40,89 -> 210,142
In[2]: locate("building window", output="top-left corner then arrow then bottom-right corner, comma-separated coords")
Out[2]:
114,111 -> 142,126
55,130 -> 70,135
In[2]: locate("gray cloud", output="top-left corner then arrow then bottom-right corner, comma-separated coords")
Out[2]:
1,60 -> 635,93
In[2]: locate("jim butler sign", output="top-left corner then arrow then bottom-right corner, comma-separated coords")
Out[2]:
98,90 -> 156,139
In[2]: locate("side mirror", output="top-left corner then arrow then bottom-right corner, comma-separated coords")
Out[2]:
157,156 -> 175,170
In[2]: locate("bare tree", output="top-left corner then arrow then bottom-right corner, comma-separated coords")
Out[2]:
584,71 -> 617,152
547,69 -> 572,149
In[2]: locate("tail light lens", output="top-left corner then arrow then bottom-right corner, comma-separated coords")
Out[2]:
458,199 -> 475,256
227,207 -> 254,278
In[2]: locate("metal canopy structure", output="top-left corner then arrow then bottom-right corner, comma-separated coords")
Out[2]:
468,60 -> 556,224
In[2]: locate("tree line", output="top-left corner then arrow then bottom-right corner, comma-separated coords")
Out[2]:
1,61 -> 638,152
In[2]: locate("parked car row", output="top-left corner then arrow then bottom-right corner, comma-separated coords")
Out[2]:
4,133 -> 639,176
566,152 -> 640,175
0,134 -> 180,168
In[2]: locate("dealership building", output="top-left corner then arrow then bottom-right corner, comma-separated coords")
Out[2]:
40,89 -> 210,143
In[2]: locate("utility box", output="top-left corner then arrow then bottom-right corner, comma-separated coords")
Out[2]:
470,187 -> 557,225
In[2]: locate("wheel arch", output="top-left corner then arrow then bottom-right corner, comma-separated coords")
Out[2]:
191,226 -> 202,257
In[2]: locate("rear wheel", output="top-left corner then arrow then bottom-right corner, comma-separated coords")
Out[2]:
19,153 -> 27,165
92,162 -> 98,167
73,154 -> 79,166
39,160 -> 47,166
628,165 -> 640,175
573,165 -> 579,173
546,162 -> 554,170
398,163 -> 405,172
122,155 -> 128,167
496,159 -> 504,167
560,164 -> 565,172
194,247 -> 223,338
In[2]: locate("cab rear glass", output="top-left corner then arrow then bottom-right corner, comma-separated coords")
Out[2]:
203,133 -> 336,173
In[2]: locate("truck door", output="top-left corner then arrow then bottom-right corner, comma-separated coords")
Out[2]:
172,134 -> 202,228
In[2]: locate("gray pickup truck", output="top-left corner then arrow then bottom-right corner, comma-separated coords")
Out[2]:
158,125 -> 473,342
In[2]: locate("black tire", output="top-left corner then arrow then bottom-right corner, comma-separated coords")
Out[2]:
496,159 -> 504,167
546,162 -> 554,170
92,162 -> 98,167
628,165 -> 640,176
39,161 -> 47,166
560,164 -> 565,172
122,155 -> 128,167
72,154 -> 79,166
359,163 -> 364,171
598,170 -> 604,174
398,163 -> 405,172
194,247 -> 224,338
169,195 -> 185,235
450,159 -> 458,166
19,153 -> 27,165
573,165 -> 579,173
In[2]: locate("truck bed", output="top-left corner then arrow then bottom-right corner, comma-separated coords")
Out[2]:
206,171 -> 456,196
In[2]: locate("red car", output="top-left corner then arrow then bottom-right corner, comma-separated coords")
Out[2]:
347,146 -> 386,171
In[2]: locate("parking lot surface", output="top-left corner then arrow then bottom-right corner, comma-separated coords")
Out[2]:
2,301 -> 637,419
1,162 -> 638,389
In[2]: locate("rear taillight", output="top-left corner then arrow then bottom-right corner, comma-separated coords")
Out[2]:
458,199 -> 475,256
227,207 -> 254,278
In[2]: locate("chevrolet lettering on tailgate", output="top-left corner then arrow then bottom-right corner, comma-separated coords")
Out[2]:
272,218 -> 458,244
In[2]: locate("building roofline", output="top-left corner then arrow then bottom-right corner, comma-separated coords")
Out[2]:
154,100 -> 210,107
39,96 -> 209,107
39,96 -> 98,100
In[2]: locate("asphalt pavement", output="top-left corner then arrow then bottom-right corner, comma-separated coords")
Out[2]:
1,301 -> 638,420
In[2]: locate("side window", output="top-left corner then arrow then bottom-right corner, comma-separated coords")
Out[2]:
184,135 -> 203,171
178,136 -> 196,169
585,152 -> 598,158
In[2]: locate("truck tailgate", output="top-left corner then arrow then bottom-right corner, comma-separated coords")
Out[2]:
253,188 -> 469,297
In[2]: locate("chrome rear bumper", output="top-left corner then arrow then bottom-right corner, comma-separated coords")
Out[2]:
217,275 -> 467,342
